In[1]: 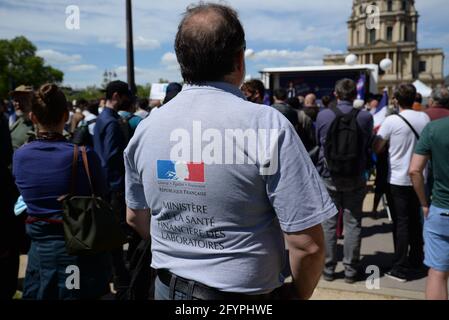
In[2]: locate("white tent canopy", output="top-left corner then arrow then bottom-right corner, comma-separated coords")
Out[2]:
413,80 -> 433,98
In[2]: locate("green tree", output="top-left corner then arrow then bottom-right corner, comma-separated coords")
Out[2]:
136,83 -> 151,99
0,36 -> 63,98
62,85 -> 104,102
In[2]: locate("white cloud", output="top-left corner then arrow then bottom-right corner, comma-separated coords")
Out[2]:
245,49 -> 255,58
161,52 -> 177,64
116,36 -> 160,50
68,64 -> 97,72
36,49 -> 81,65
252,46 -> 342,66
114,65 -> 181,85
161,52 -> 180,70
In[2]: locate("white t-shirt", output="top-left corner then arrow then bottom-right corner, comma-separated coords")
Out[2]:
378,109 -> 430,186
77,110 -> 97,136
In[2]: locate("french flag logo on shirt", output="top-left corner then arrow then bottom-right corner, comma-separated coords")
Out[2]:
157,160 -> 205,183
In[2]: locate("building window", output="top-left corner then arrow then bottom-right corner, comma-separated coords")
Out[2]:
388,0 -> 393,11
404,26 -> 409,41
419,61 -> 427,73
387,27 -> 393,41
402,1 -> 407,10
370,29 -> 376,44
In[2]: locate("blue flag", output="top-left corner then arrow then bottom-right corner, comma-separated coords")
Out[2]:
356,74 -> 366,100
376,89 -> 388,114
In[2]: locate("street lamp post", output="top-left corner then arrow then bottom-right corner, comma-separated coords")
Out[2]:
126,0 -> 136,95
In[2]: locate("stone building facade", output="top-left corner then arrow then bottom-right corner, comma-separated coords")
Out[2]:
323,0 -> 444,93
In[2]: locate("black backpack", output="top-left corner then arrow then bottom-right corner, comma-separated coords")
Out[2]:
324,107 -> 363,178
71,119 -> 96,146
119,114 -> 136,143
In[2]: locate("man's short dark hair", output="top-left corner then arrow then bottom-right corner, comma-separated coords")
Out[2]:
175,3 -> 245,83
415,93 -> 423,104
105,80 -> 131,100
243,79 -> 265,98
394,84 -> 417,109
321,95 -> 331,107
335,78 -> 357,102
286,97 -> 300,110
274,88 -> 287,101
138,98 -> 149,110
87,100 -> 99,116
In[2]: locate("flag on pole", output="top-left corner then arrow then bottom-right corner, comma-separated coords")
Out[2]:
375,89 -> 389,114
356,74 -> 366,100
373,88 -> 389,130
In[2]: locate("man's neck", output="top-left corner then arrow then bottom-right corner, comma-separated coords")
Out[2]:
399,106 -> 412,113
105,101 -> 116,111
337,100 -> 353,106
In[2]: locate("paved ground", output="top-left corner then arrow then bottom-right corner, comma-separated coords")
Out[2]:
17,183 -> 434,300
312,185 -> 427,300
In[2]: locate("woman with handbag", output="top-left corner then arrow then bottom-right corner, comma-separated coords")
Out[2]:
13,84 -> 112,300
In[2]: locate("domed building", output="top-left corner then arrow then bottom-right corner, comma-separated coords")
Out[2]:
323,0 -> 444,93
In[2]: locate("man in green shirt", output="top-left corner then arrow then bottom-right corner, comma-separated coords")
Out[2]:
409,116 -> 449,300
9,85 -> 34,151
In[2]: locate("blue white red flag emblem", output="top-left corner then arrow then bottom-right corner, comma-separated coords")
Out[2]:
157,160 -> 205,182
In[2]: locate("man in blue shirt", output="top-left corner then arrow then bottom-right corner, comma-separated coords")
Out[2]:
315,79 -> 373,283
93,80 -> 133,298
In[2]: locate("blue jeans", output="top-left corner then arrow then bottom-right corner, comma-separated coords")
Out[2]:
154,276 -> 199,300
23,220 -> 112,300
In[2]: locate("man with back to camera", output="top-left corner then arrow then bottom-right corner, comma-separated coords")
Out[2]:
124,2 -> 337,300
315,79 -> 374,283
93,80 -> 134,298
241,79 -> 266,104
374,84 -> 430,282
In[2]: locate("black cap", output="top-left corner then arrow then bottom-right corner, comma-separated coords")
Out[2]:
166,82 -> 182,94
163,82 -> 182,104
105,80 -> 132,100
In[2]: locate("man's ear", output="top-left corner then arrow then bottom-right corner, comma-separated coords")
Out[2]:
112,92 -> 120,101
63,109 -> 69,123
237,50 -> 245,73
29,112 -> 38,125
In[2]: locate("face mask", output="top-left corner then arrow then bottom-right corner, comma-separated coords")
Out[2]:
15,110 -> 24,118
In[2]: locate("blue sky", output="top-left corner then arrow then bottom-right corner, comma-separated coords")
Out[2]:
1,0 -> 448,88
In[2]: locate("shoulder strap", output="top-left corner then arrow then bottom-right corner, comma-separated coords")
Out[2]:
80,146 -> 95,196
350,108 -> 361,117
70,144 -> 79,195
330,106 -> 343,117
86,118 -> 97,125
396,114 -> 420,140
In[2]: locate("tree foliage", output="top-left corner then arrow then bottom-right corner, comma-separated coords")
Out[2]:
0,36 -> 63,98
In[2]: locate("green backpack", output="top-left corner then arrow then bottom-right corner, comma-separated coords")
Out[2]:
59,145 -> 127,256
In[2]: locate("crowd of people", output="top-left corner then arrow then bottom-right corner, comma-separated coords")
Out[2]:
1,2 -> 449,301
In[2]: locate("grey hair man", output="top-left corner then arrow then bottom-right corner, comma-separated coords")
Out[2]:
125,2 -> 336,300
426,86 -> 449,121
